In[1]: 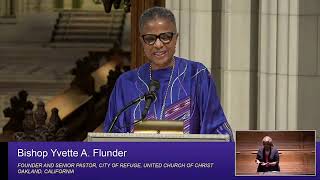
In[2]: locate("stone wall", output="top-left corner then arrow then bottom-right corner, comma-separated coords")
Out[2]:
166,0 -> 320,134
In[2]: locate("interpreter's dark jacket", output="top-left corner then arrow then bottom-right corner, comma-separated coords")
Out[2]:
256,147 -> 280,172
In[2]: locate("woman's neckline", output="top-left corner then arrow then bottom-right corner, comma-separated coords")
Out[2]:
151,66 -> 173,72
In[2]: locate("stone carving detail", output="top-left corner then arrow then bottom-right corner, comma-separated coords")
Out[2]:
102,0 -> 131,13
3,90 -> 34,134
22,110 -> 35,134
34,101 -> 47,128
2,50 -> 130,141
14,106 -> 66,141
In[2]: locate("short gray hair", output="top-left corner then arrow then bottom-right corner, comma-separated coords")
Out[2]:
262,136 -> 274,146
139,6 -> 176,33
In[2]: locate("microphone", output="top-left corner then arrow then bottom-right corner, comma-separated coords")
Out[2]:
108,80 -> 160,133
141,80 -> 160,120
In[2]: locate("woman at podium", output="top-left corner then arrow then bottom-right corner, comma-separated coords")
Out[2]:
104,7 -> 233,141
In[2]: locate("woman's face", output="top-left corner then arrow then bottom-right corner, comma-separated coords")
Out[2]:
140,18 -> 178,70
263,142 -> 272,149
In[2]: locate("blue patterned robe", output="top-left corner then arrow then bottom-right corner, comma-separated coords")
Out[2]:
104,56 -> 233,141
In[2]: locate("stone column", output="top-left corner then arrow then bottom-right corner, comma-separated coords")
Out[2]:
166,0 -> 213,70
219,0 -> 259,130
15,0 -> 24,15
257,0 -> 278,130
0,0 -> 4,16
257,0 -> 300,130
38,0 -> 55,12
2,0 -> 12,16
166,0 -> 191,60
294,0 -> 320,133
166,0 -> 320,133
167,0 -> 259,131
64,0 -> 72,10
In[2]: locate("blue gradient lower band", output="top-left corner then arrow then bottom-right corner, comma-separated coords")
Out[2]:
8,142 -> 320,180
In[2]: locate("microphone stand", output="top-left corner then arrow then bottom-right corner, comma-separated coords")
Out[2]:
107,93 -> 153,133
131,93 -> 156,127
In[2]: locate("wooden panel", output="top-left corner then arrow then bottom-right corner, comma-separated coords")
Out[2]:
280,151 -> 315,173
45,87 -> 91,120
236,151 -> 315,175
45,61 -> 116,120
91,60 -> 117,92
236,153 -> 257,174
236,131 -> 315,150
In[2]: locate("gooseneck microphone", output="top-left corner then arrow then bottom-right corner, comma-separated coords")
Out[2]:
108,80 -> 160,133
141,80 -> 160,120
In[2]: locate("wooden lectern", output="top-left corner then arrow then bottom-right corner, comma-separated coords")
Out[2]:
88,120 -> 230,142
133,120 -> 184,134
87,120 -> 230,142
87,132 -> 230,142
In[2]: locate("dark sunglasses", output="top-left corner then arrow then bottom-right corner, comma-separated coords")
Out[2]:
141,32 -> 176,45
